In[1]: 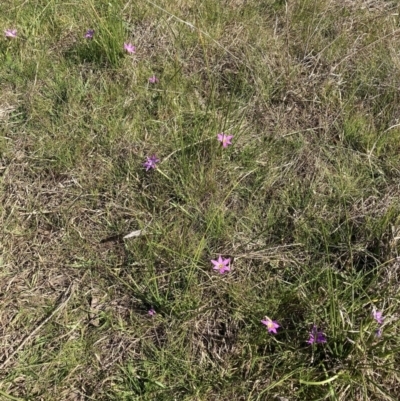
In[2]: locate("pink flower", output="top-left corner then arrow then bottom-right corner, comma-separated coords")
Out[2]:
148,308 -> 156,316
124,42 -> 136,54
5,29 -> 17,38
217,133 -> 233,148
373,310 -> 383,324
143,155 -> 159,171
148,75 -> 158,84
85,29 -> 94,39
307,325 -> 326,344
261,317 -> 280,334
211,255 -> 231,274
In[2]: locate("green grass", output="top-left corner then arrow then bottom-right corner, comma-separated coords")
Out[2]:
1,0 -> 400,400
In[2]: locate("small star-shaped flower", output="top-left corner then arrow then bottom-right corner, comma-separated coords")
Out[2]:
148,75 -> 158,84
261,317 -> 280,334
124,42 -> 136,54
211,255 -> 231,274
307,325 -> 327,344
143,155 -> 159,171
85,29 -> 95,39
5,29 -> 17,38
217,133 -> 233,148
372,310 -> 384,324
148,308 -> 156,316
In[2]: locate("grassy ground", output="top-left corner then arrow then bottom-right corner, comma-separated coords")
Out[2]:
1,0 -> 400,400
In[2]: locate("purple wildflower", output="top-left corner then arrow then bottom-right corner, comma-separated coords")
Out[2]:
211,255 -> 231,274
124,42 -> 136,54
376,328 -> 382,338
84,29 -> 95,39
373,310 -> 384,325
261,317 -> 280,334
148,75 -> 159,84
148,308 -> 156,316
307,325 -> 327,344
143,155 -> 159,171
5,29 -> 17,38
217,133 -> 233,148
